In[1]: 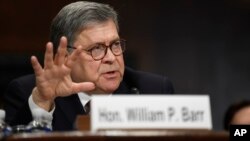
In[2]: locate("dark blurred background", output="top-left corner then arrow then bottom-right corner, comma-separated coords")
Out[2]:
1,0 -> 250,130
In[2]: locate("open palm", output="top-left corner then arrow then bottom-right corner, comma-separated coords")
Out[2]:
30,37 -> 95,110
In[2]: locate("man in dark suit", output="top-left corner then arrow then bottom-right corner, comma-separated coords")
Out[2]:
3,1 -> 174,131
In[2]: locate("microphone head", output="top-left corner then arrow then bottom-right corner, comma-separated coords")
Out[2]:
130,87 -> 140,94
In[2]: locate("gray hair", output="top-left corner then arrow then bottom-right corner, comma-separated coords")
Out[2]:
50,1 -> 119,50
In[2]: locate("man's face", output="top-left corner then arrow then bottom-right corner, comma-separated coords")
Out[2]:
71,20 -> 125,94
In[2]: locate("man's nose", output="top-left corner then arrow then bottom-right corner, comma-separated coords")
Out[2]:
102,48 -> 116,63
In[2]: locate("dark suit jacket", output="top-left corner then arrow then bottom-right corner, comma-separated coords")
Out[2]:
3,67 -> 174,131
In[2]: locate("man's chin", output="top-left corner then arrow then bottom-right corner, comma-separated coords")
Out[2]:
98,82 -> 120,94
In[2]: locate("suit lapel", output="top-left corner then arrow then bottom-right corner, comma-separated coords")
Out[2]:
113,81 -> 131,95
114,67 -> 140,95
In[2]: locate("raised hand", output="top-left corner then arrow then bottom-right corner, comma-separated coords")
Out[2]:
30,36 -> 95,111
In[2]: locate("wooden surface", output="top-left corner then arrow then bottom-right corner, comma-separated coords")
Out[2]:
75,115 -> 90,131
6,130 -> 229,141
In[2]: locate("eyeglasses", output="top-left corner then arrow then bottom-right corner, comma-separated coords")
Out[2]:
67,39 -> 126,61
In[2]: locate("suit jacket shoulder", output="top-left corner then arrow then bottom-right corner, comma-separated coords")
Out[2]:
3,74 -> 35,126
114,67 -> 174,94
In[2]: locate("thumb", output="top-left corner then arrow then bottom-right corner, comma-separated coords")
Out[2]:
71,82 -> 95,93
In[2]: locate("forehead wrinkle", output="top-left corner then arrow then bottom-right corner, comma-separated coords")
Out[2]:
74,20 -> 119,48
76,32 -> 119,48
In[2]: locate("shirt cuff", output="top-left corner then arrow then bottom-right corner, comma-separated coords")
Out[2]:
28,94 -> 55,125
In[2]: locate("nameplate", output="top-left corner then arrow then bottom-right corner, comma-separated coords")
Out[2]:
90,95 -> 212,131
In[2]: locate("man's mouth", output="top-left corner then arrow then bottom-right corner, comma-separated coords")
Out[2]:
102,71 -> 119,79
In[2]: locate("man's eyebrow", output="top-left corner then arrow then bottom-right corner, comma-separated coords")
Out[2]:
109,38 -> 121,44
88,38 -> 120,47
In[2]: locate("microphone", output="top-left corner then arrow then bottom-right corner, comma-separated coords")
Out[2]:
130,87 -> 140,94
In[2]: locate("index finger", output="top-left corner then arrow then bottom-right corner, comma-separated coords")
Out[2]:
65,45 -> 83,68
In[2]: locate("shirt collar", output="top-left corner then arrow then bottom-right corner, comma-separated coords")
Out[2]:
78,92 -> 91,106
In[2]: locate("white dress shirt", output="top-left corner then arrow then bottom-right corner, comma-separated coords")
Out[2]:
28,92 -> 91,129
